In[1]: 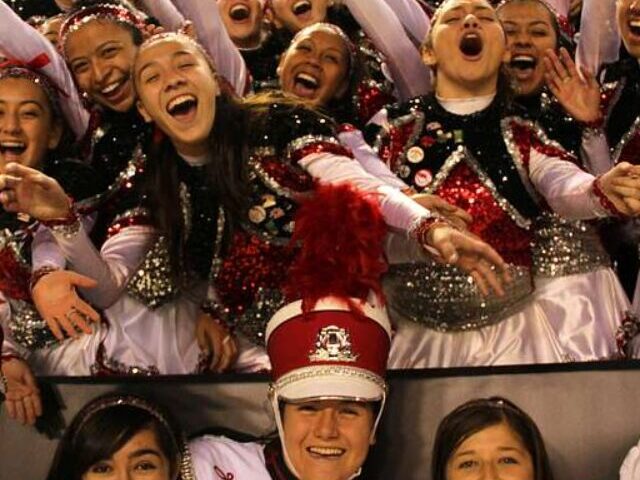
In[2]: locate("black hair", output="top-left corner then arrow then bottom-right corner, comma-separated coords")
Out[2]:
432,396 -> 555,480
47,395 -> 183,480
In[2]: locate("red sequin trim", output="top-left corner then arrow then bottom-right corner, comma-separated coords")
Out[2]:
434,163 -> 532,267
356,82 -> 396,125
107,214 -> 151,238
290,142 -> 353,163
259,156 -> 315,192
0,247 -> 32,301
593,176 -> 623,217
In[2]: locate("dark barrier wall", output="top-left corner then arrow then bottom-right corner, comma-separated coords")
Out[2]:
2,362 -> 640,479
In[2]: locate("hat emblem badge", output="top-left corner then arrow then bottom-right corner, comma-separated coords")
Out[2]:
309,325 -> 358,362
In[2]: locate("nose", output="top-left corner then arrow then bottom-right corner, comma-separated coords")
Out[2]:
513,30 -> 532,46
463,13 -> 479,29
0,110 -> 20,135
91,58 -> 110,87
164,68 -> 187,91
313,408 -> 340,440
481,462 -> 501,480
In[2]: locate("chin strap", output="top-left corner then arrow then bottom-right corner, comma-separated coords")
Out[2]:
268,387 -> 387,480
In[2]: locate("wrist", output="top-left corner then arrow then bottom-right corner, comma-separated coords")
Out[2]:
593,175 -> 625,217
410,216 -> 457,248
30,266 -> 60,292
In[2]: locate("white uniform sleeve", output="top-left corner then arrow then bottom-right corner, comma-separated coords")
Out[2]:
580,130 -> 614,176
299,152 -> 432,232
49,223 -> 156,309
171,0 -> 249,96
528,149 -> 608,219
382,0 -> 431,46
189,436 -> 271,480
342,0 -> 432,100
576,0 -> 621,76
0,0 -> 90,140
138,0 -> 185,31
338,128 -> 408,189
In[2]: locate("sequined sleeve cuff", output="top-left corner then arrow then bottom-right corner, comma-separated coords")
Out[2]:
409,216 -> 457,249
593,176 -> 625,217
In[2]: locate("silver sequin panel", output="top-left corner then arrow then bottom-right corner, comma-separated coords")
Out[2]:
9,298 -> 59,350
383,261 -> 533,331
532,212 -> 610,278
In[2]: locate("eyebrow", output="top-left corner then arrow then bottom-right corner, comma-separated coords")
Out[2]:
445,5 -> 492,14
128,448 -> 163,460
0,100 -> 44,109
69,40 -> 120,62
454,446 -> 523,457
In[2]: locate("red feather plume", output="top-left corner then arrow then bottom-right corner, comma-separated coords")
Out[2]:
285,182 -> 388,313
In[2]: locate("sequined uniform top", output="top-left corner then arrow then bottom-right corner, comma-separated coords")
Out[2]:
512,92 -> 611,278
208,105 -> 355,344
0,158 -> 98,352
368,94 -> 599,330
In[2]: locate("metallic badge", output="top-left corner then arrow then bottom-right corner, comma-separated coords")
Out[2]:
426,121 -> 442,131
414,169 -> 433,188
397,165 -> 411,178
270,207 -> 285,219
262,194 -> 276,208
453,129 -> 464,144
248,206 -> 267,224
407,146 -> 425,164
309,325 -> 358,362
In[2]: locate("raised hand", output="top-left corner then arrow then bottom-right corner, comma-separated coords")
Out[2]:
422,223 -> 511,297
196,312 -> 238,373
1,357 -> 42,425
544,48 -> 601,123
411,193 -> 472,230
0,163 -> 71,221
31,270 -> 100,340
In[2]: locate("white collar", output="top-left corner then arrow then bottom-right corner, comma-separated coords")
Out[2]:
436,92 -> 496,115
178,151 -> 211,166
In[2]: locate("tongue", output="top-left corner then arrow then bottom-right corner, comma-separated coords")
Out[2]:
293,80 -> 317,99
460,36 -> 483,57
1,147 -> 26,162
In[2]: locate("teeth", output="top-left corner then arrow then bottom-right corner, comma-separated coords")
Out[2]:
630,20 -> 640,27
101,81 -> 121,94
230,4 -> 250,17
167,94 -> 197,112
296,72 -> 319,87
293,0 -> 311,14
0,141 -> 25,148
308,447 -> 345,456
513,55 -> 535,62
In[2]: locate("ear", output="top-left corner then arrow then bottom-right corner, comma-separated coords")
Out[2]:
136,99 -> 153,123
47,120 -> 63,150
276,55 -> 285,78
264,6 -> 282,28
421,45 -> 437,67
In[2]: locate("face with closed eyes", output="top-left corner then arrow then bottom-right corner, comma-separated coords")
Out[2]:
446,422 -> 534,480
282,400 -> 375,480
278,28 -> 350,107
82,429 -> 174,480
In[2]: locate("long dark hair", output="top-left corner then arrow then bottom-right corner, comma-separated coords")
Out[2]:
432,396 -> 554,480
144,91 -> 251,282
47,394 -> 184,480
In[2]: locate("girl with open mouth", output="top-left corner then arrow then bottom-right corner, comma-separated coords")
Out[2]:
367,0 -> 640,368
495,0 -> 630,361
0,60 -> 101,423
126,32 -> 508,360
0,0 -> 265,377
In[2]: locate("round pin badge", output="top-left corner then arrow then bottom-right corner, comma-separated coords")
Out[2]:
397,164 -> 411,178
248,206 -> 267,223
407,146 -> 425,164
414,169 -> 433,188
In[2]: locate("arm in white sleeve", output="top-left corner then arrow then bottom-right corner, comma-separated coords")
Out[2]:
576,0 -> 621,76
0,0 -> 90,140
338,128 -> 408,189
299,152 -> 432,232
0,292 -> 27,359
528,149 -> 608,219
382,0 -> 431,46
50,223 -> 156,309
31,215 -> 95,271
580,130 -> 614,176
138,0 -> 185,31
342,0 -> 432,100
172,0 -> 249,96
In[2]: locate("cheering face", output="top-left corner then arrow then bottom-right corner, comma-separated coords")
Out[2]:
65,20 -> 139,112
423,0 -> 509,98
135,38 -> 219,157
446,422 -> 534,480
269,0 -> 330,33
617,0 -> 640,58
82,429 -> 173,480
0,78 -> 61,173
499,1 -> 557,96
40,16 -> 64,48
218,0 -> 264,49
282,400 -> 374,480
278,28 -> 350,107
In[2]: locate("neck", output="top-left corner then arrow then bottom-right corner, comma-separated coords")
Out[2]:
174,140 -> 210,158
435,73 -> 499,100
